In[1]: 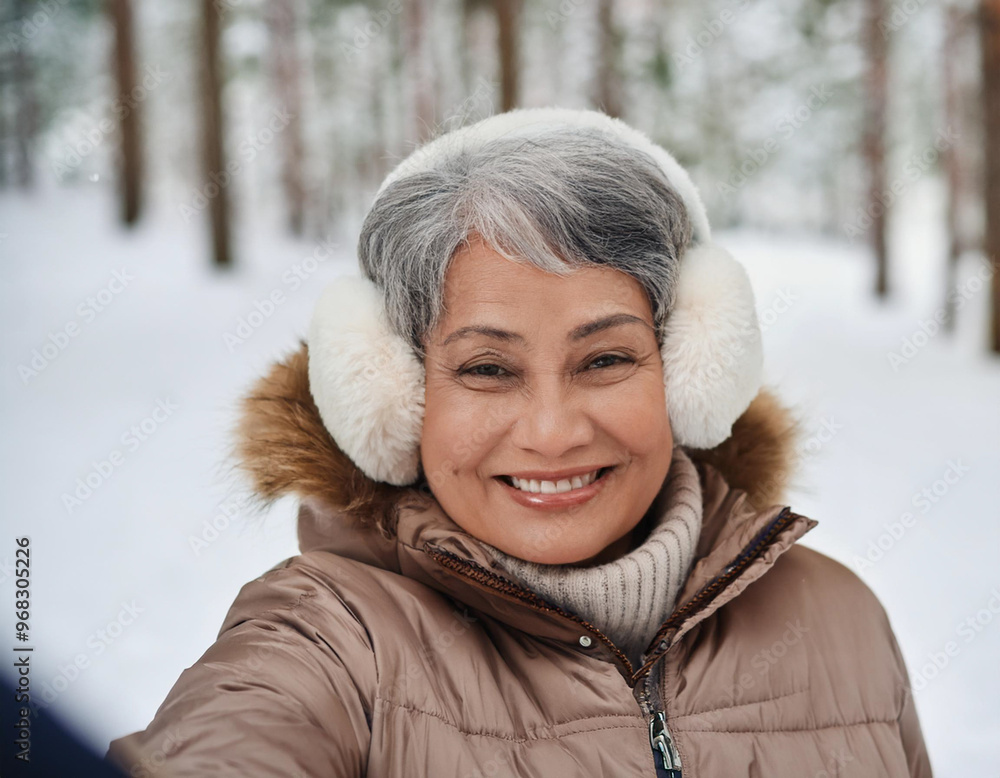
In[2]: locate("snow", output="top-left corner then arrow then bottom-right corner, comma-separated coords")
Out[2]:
1,175 -> 998,775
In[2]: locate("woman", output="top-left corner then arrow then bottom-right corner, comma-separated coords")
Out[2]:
106,107 -> 932,777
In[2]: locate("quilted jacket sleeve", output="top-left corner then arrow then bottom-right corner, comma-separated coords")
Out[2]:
105,558 -> 376,778
897,683 -> 933,778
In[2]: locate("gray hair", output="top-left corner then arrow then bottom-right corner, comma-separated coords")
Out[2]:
357,125 -> 693,361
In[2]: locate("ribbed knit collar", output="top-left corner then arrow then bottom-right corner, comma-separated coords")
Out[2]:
482,447 -> 703,668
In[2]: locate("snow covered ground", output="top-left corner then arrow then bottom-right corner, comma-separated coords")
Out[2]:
1,178 -> 997,775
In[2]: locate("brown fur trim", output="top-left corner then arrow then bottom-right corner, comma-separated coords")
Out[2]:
230,340 -> 410,537
231,342 -> 801,534
685,386 -> 803,511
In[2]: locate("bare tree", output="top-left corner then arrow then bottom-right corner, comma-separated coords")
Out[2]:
109,0 -> 142,225
459,0 -> 477,98
266,0 -> 306,236
0,58 -> 7,187
404,0 -> 436,142
943,3 -> 967,331
864,0 -> 890,297
495,0 -> 520,111
593,0 -> 623,118
11,0 -> 37,189
982,0 -> 1000,351
201,0 -> 231,267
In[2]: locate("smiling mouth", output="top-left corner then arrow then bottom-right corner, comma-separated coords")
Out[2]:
496,466 -> 614,494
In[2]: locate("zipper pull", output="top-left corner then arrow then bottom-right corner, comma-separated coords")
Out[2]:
648,710 -> 682,777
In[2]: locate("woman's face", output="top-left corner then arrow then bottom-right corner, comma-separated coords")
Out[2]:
420,234 -> 674,565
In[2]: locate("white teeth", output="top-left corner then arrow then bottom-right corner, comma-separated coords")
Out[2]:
510,469 -> 602,494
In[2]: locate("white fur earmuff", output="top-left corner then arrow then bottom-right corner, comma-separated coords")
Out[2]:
307,107 -> 763,486
307,275 -> 425,486
660,243 -> 762,449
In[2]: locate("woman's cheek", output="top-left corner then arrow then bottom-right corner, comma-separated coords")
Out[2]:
428,389 -> 501,469
594,377 -> 668,448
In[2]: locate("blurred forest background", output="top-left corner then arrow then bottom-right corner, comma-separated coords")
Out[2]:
2,0 -> 1000,774
2,0 -> 999,345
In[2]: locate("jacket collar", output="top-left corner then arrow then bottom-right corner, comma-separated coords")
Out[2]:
233,341 -> 816,681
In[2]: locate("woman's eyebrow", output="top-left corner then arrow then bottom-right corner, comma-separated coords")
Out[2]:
441,313 -> 652,346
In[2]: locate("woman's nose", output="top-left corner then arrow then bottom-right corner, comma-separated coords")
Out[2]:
508,379 -> 594,459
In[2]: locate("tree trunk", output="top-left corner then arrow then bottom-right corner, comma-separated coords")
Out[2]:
593,0 -> 623,118
864,0 -> 890,298
313,15 -> 341,236
404,0 -> 436,143
982,0 -> 1000,352
459,0 -> 477,99
11,0 -> 37,189
943,3 -> 964,332
495,0 -> 519,112
110,0 -> 142,225
201,0 -> 231,267
266,0 -> 306,236
0,48 -> 8,187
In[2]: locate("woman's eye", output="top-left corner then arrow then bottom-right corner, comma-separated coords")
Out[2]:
459,354 -> 632,379
461,364 -> 508,378
587,354 -> 634,370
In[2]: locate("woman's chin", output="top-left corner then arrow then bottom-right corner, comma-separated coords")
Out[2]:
489,529 -> 616,566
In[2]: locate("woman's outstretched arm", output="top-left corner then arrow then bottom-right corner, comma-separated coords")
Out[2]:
106,558 -> 376,777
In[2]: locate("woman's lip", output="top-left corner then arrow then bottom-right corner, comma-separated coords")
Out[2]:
495,466 -> 614,510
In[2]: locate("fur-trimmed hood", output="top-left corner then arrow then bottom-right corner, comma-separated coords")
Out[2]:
232,340 -> 803,552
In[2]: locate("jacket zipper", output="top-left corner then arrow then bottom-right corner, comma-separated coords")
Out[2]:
638,647 -> 682,777
649,710 -> 682,777
426,506 -> 801,777
632,507 -> 800,777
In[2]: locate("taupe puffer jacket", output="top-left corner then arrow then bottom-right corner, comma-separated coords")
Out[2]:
106,343 -> 933,777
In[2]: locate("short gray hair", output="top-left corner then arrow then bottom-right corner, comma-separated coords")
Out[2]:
357,125 -> 693,361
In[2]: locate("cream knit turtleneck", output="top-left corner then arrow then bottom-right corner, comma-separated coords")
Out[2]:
482,446 -> 703,669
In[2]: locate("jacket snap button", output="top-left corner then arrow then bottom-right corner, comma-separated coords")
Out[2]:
578,635 -> 593,647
